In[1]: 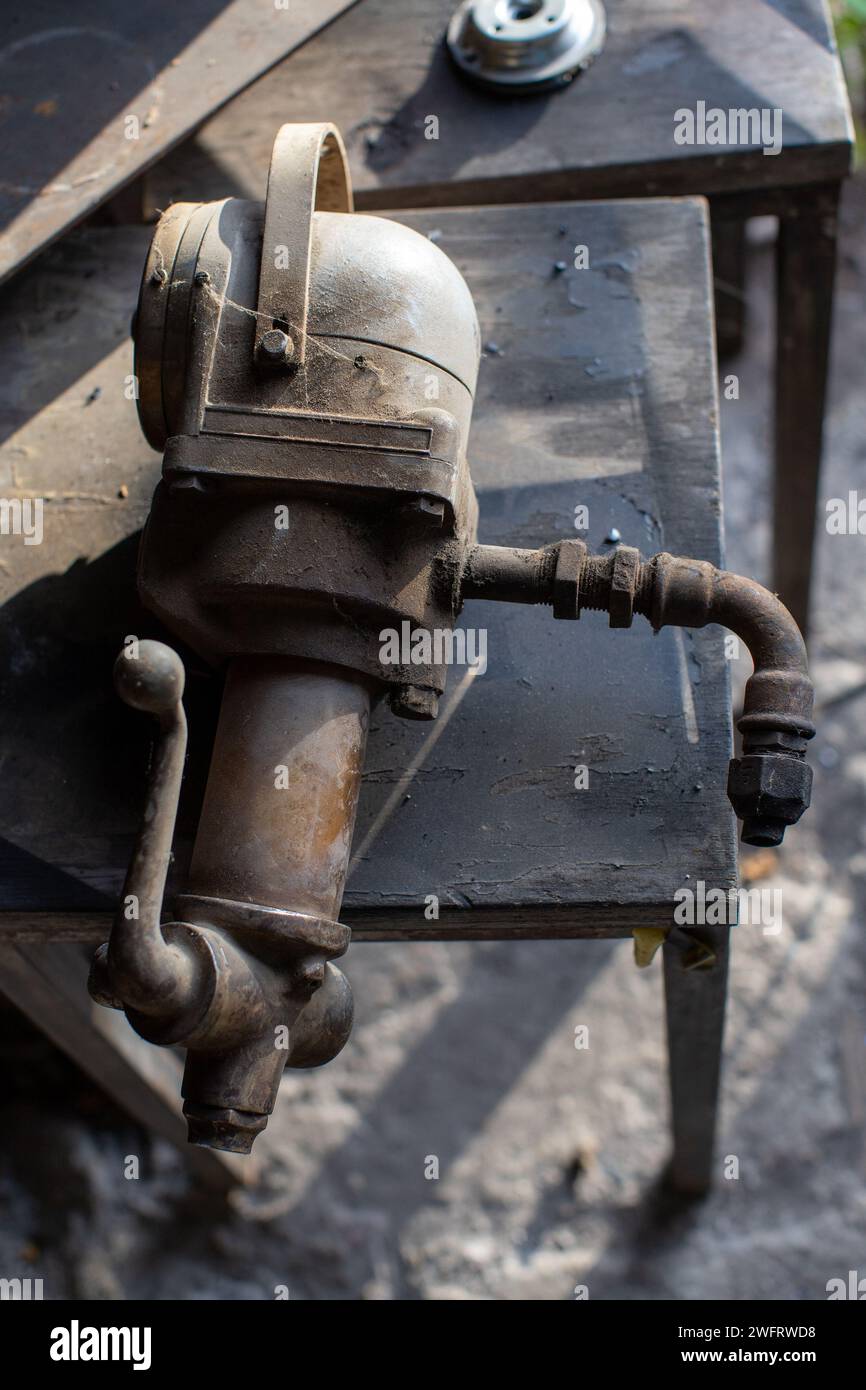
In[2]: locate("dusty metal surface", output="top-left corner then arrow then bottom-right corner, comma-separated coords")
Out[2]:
0,0 -> 361,285
186,662 -> 371,918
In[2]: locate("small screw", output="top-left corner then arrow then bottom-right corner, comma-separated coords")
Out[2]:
553,260 -> 568,275
193,270 -> 210,287
354,354 -> 368,369
605,527 -> 622,544
150,266 -> 167,286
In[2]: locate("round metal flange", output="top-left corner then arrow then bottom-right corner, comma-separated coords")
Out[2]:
134,201 -> 198,452
134,198 -> 230,451
447,0 -> 605,94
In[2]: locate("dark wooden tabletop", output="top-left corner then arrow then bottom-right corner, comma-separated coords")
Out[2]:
152,0 -> 853,213
0,195 -> 736,939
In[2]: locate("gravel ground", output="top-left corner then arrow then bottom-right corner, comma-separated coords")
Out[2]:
1,175 -> 864,1303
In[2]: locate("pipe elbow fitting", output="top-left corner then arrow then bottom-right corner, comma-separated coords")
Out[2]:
645,553 -> 815,846
459,543 -> 815,847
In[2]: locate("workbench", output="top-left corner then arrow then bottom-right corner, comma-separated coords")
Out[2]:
0,193 -> 735,1192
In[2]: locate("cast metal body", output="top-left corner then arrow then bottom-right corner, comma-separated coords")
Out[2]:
90,123 -> 815,1154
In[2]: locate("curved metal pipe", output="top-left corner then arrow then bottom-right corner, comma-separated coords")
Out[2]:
694,570 -> 807,676
461,542 -> 815,845
643,554 -> 814,847
642,552 -> 814,736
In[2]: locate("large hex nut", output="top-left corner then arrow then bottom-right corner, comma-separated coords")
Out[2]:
726,753 -> 813,826
390,684 -> 440,721
609,546 -> 641,629
552,539 -> 587,620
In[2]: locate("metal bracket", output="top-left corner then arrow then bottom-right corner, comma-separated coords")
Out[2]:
254,123 -> 353,372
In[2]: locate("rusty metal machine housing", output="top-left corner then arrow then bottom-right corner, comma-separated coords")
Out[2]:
90,123 -> 815,1154
136,124 -> 479,706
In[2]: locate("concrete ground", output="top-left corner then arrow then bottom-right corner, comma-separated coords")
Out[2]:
1,175 -> 864,1303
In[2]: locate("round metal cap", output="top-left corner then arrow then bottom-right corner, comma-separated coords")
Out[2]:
446,0 -> 606,94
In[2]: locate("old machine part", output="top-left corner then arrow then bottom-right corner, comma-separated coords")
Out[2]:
446,0 -> 606,93
90,123 -> 815,1154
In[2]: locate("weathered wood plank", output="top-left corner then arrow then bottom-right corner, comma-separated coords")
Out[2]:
0,0 -> 361,283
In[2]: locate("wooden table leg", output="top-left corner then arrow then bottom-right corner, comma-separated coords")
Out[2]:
773,183 -> 841,636
710,204 -> 747,360
663,926 -> 730,1196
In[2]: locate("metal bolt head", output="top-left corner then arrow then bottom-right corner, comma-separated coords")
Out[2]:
552,538 -> 586,619
609,545 -> 640,628
184,1102 -> 267,1155
390,684 -> 440,721
259,328 -> 294,364
727,752 -> 812,846
398,495 -> 446,532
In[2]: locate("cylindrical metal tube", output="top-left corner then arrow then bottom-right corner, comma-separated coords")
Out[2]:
461,542 -> 557,604
186,659 -> 370,920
